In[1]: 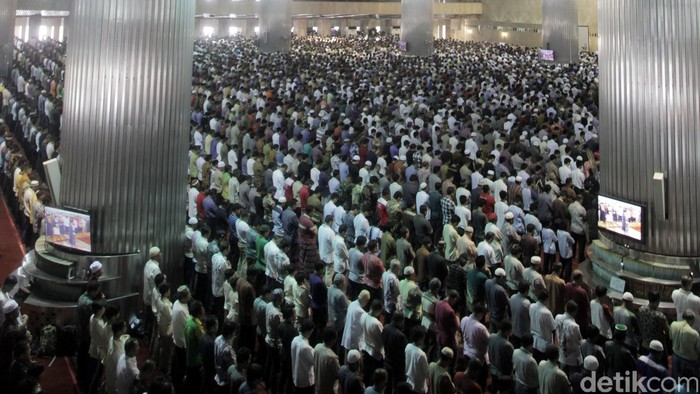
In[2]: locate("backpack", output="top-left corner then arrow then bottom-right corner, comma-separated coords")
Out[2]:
38,325 -> 57,356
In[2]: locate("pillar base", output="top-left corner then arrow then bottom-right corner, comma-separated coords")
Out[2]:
585,234 -> 699,305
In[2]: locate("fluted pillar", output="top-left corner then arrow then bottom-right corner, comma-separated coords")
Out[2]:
0,0 -> 17,78
599,0 -> 700,257
542,0 -> 579,63
259,0 -> 291,53
61,0 -> 195,286
401,0 -> 434,56
293,19 -> 308,37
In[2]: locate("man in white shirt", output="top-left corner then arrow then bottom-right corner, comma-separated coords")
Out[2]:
143,246 -> 162,341
354,209 -> 370,242
342,290 -> 370,351
461,303 -> 490,364
530,289 -> 556,362
116,338 -> 140,394
332,225 -> 349,277
171,286 -> 191,391
554,301 -> 583,374
405,326 -> 430,394
558,158 -> 573,184
523,256 -> 546,300
291,319 -> 315,392
361,300 -> 385,385
211,241 -> 231,316
416,183 -> 430,220
477,232 -> 497,268
272,164 -> 287,199
317,215 -> 336,284
672,275 -> 700,329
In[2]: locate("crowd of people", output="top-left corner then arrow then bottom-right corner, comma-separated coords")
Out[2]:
2,32 -> 700,394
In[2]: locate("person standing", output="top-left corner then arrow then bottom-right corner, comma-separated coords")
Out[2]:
669,310 -> 700,379
435,290 -> 460,356
543,263 -> 566,316
292,319 -> 316,394
460,303 -> 490,389
313,327 -> 340,394
636,340 -> 670,393
405,326 -> 430,394
672,276 -> 700,331
170,285 -> 191,393
143,246 -> 162,343
613,292 -> 640,352
341,290 -> 370,352
428,347 -> 456,394
488,320 -> 514,393
361,300 -> 385,386
537,345 -> 571,394
530,290 -> 556,363
637,291 -> 669,357
309,263 -> 329,344
554,301 -> 583,376
512,334 -> 539,394
509,282 -> 532,350
485,268 -> 509,332
184,301 -> 205,392
564,270 -> 591,329
362,240 -> 385,303
116,338 -> 140,394
382,312 -> 408,394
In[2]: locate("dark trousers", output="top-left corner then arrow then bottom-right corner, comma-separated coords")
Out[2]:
279,357 -> 294,394
237,323 -> 256,353
543,253 -> 557,275
183,256 -> 194,287
294,385 -> 314,394
572,232 -> 587,263
192,271 -> 210,303
87,356 -> 103,394
185,365 -> 202,393
256,334 -> 268,364
311,307 -> 328,345
560,257 -> 573,282
171,346 -> 186,393
265,344 -> 280,394
533,348 -> 546,364
362,351 -> 383,386
384,365 -> 406,394
463,356 -> 488,390
349,280 -> 363,300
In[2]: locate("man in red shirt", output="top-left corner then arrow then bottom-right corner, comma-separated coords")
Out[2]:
196,187 -> 207,220
435,289 -> 460,354
565,270 -> 591,329
479,185 -> 495,216
361,240 -> 385,303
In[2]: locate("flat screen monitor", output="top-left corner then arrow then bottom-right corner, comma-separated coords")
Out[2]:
597,195 -> 644,242
540,49 -> 555,61
398,41 -> 407,51
43,206 -> 92,253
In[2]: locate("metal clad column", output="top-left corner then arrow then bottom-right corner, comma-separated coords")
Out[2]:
542,0 -> 579,63
599,0 -> 700,256
0,0 -> 17,77
401,0 -> 434,57
259,0 -> 291,53
61,0 -> 195,284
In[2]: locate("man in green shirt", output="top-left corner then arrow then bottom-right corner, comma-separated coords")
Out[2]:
184,301 -> 205,392
670,310 -> 700,379
255,225 -> 270,271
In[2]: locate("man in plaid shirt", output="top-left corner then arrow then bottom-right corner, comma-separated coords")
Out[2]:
440,186 -> 456,226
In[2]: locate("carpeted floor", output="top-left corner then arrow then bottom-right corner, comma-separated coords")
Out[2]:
1,195 -> 80,393
0,194 -> 25,279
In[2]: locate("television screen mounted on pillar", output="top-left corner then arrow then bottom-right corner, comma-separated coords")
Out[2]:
540,49 -> 555,61
43,206 -> 92,253
597,195 -> 645,243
